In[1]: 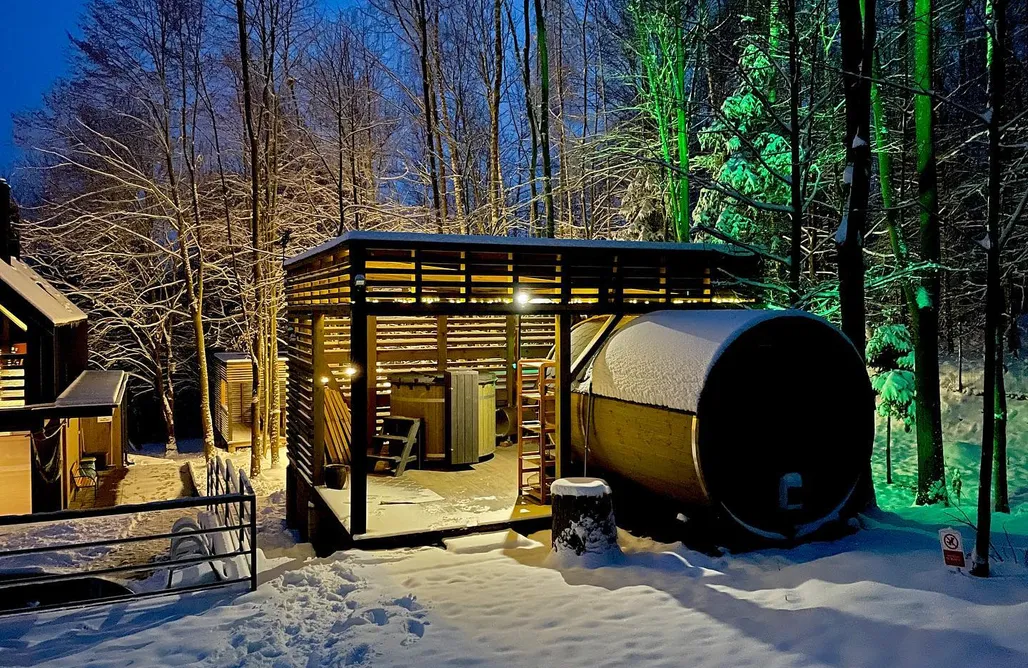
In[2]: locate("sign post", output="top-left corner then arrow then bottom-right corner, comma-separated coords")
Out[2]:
939,528 -> 966,569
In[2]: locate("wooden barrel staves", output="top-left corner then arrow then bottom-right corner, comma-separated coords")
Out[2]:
551,478 -> 620,558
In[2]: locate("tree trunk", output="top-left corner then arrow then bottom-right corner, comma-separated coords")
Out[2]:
912,0 -> 946,505
971,0 -> 1004,577
521,0 -> 540,235
839,0 -> 875,508
836,0 -> 874,358
787,0 -> 803,300
488,0 -> 504,232
672,22 -> 690,243
236,0 -> 264,477
535,0 -> 556,237
156,329 -> 177,455
416,0 -> 443,230
886,414 -> 892,484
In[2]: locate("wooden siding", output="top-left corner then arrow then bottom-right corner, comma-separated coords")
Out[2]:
0,432 -> 32,515
286,238 -> 757,314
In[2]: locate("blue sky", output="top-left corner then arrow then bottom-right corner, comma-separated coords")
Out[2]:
0,0 -> 85,177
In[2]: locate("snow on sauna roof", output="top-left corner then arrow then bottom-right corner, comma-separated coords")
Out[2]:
589,309 -> 842,414
284,230 -> 751,268
0,257 -> 86,327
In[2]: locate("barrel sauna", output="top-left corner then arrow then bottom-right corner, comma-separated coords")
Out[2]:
570,310 -> 873,541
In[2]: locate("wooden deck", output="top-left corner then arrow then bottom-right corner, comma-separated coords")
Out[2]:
317,445 -> 550,539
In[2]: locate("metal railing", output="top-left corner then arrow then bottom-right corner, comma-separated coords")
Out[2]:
0,459 -> 257,617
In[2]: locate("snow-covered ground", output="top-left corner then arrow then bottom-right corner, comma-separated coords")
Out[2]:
1,360 -> 1027,666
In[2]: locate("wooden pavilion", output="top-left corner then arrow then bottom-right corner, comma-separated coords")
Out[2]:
282,231 -> 759,549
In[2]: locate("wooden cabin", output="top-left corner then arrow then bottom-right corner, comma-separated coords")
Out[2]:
282,231 -> 760,551
210,352 -> 288,452
0,180 -> 129,515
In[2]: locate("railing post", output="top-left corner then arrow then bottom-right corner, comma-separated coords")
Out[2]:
239,492 -> 246,551
249,495 -> 258,591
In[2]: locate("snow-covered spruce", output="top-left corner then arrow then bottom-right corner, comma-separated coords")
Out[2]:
550,478 -> 620,558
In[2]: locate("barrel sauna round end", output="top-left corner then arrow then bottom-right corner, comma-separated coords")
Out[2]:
571,310 -> 874,543
550,478 -> 620,558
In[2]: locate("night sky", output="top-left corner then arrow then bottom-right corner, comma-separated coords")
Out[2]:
0,0 -> 85,177
0,0 -> 358,180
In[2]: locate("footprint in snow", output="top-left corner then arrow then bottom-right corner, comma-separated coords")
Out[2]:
362,608 -> 390,626
393,594 -> 421,611
403,618 -> 426,640
344,642 -> 373,665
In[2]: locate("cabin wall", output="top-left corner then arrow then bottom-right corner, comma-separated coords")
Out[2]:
80,416 -> 113,467
322,315 -> 554,410
0,314 -> 27,408
63,417 -> 81,506
55,322 -> 88,396
0,432 -> 32,515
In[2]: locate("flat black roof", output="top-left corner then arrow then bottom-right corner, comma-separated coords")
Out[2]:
284,230 -> 753,269
55,370 -> 128,410
0,370 -> 128,429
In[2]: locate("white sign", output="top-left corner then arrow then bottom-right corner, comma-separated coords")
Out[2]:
939,528 -> 966,568
97,415 -> 113,424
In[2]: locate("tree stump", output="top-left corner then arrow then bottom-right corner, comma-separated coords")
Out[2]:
551,477 -> 620,558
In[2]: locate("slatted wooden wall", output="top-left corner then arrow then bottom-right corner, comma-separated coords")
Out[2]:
285,312 -> 554,473
212,356 -> 289,448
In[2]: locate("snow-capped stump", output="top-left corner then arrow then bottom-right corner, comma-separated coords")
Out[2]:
550,477 -> 620,558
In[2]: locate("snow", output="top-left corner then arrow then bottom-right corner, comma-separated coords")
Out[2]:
3,359 -> 1028,666
588,309 -> 843,413
551,477 -> 611,497
5,510 -> 1028,667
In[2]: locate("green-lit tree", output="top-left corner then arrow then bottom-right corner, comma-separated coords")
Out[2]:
867,324 -> 916,485
629,0 -> 694,242
692,36 -> 792,268
910,0 -> 947,506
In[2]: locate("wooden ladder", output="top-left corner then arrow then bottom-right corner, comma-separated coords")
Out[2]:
517,359 -> 557,503
367,416 -> 421,477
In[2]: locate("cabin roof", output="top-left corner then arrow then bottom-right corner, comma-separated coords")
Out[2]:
0,257 -> 87,329
284,230 -> 753,269
55,370 -> 128,410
